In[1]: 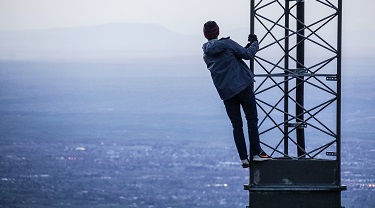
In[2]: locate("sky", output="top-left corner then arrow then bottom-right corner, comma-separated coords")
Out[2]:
0,0 -> 251,34
1,0 -> 373,35
0,0 -> 374,59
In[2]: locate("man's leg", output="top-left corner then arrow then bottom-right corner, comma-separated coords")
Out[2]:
238,86 -> 262,156
224,96 -> 248,160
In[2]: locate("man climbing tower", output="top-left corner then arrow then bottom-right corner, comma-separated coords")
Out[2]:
202,20 -> 271,168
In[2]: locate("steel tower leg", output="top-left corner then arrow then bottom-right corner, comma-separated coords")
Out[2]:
283,0 -> 290,156
296,0 -> 306,157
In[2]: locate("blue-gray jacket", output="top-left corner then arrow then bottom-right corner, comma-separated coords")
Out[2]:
202,37 -> 259,100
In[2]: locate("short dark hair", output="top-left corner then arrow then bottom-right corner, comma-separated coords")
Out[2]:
203,21 -> 219,40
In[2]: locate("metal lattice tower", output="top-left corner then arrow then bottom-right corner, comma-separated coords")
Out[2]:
244,0 -> 346,207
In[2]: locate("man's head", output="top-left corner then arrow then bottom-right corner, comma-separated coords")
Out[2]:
203,21 -> 219,40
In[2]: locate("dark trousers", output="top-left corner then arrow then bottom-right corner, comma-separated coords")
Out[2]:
223,86 -> 262,160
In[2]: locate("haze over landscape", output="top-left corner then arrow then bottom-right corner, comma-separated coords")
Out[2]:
0,23 -> 203,61
0,20 -> 373,62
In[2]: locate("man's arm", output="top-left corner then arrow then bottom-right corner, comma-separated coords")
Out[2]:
230,39 -> 259,60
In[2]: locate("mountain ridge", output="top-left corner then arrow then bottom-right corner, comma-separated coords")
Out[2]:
0,21 -> 370,62
0,23 -> 204,61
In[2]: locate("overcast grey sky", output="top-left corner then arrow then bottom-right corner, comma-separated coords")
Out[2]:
0,0 -> 373,35
0,0 -> 251,34
0,0 -> 374,59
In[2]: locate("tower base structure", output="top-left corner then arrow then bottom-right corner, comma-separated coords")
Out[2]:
244,159 -> 346,208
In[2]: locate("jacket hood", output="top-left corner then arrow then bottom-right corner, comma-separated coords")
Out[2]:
202,39 -> 226,56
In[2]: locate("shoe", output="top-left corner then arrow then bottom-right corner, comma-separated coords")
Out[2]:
253,150 -> 272,161
241,158 -> 251,168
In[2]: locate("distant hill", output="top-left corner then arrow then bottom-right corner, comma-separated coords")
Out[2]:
0,23 -> 204,61
0,21 -> 370,62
